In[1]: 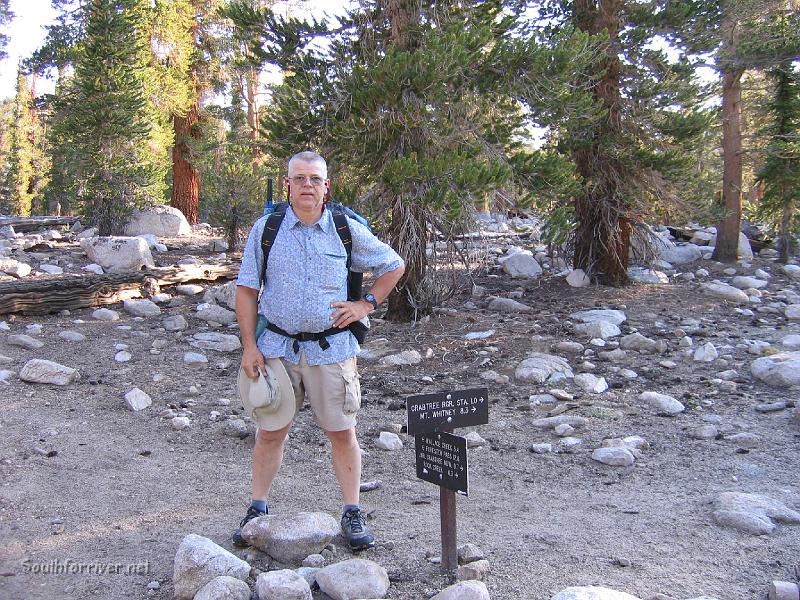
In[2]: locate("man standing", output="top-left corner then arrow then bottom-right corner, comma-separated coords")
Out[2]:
233,151 -> 405,550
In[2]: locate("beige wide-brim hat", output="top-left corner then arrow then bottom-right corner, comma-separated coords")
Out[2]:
237,359 -> 296,431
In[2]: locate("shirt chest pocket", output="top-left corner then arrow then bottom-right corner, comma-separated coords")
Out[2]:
317,250 -> 349,292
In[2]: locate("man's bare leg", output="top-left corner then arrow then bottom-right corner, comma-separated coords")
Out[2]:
326,427 -> 361,505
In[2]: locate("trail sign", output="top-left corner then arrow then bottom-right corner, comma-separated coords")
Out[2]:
415,431 -> 469,496
406,387 -> 489,435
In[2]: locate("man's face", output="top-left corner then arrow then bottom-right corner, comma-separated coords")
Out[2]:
286,160 -> 329,214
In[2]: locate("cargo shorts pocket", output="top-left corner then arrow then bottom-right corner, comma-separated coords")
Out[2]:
342,370 -> 361,414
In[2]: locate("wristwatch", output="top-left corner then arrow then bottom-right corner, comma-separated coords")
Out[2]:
363,293 -> 379,310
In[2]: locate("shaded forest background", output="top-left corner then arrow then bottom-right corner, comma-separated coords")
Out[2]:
0,0 -> 798,320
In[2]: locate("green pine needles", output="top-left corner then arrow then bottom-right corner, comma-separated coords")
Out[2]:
54,0 -> 163,235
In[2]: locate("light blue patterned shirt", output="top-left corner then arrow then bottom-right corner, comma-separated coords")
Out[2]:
237,205 -> 404,365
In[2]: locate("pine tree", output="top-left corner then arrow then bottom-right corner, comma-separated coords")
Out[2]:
530,0 -> 712,285
657,0 -> 800,261
233,0 -> 592,320
5,70 -> 36,216
0,0 -> 12,61
170,0 -> 225,225
55,0 -> 162,234
756,64 -> 800,262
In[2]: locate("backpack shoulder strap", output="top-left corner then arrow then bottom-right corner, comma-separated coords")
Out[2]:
331,209 -> 353,268
259,204 -> 288,287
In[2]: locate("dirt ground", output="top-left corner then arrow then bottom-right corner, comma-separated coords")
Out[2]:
1,232 -> 799,600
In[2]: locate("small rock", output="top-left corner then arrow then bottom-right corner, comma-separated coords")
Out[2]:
456,559 -> 490,581
19,359 -> 79,385
172,416 -> 191,430
431,580 -> 490,600
554,424 -> 574,437
566,269 -> 590,287
591,447 -> 635,467
184,352 -> 208,368
574,373 -> 608,394
465,431 -> 486,448
725,432 -> 760,448
59,331 -> 86,342
163,315 -> 188,332
487,297 -> 532,313
7,334 -> 45,350
376,431 -> 403,450
125,388 -> 152,411
194,576 -> 250,600
458,543 -> 485,564
177,284 -> 205,296
690,425 -> 718,440
92,308 -> 120,321
315,558 -> 389,600
530,443 -> 553,454
224,419 -> 249,439
693,342 -> 718,362
255,570 -> 312,600
638,391 -> 685,415
380,350 -> 423,366
558,437 -> 583,451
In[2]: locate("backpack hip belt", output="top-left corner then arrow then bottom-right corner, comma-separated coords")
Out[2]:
265,321 -> 347,354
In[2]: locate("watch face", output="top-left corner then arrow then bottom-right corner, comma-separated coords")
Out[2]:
365,293 -> 378,308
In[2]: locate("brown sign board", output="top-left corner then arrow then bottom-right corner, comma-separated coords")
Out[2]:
415,431 -> 469,496
406,387 -> 489,435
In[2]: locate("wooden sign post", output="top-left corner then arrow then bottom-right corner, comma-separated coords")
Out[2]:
406,388 -> 488,575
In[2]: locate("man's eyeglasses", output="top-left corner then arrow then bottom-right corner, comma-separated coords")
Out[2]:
289,175 -> 326,186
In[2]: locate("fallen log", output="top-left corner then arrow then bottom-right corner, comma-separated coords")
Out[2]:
0,216 -> 81,233
0,263 -> 239,315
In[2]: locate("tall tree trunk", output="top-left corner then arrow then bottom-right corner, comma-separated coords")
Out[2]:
245,67 -> 261,175
572,0 -> 629,286
385,0 -> 426,321
712,11 -> 743,262
171,97 -> 200,224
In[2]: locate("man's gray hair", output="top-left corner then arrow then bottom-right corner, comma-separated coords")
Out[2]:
288,151 -> 327,178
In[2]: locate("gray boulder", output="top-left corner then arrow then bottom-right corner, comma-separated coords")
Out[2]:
711,492 -> 800,535
569,309 -> 626,326
487,297 -> 532,313
315,559 -> 390,600
196,305 -> 237,325
80,236 -> 155,273
700,282 -> 749,304
380,349 -> 423,366
498,249 -> 542,278
575,320 -> 620,339
591,447 -> 635,467
123,299 -> 161,318
552,587 -> 641,600
241,512 -> 340,564
515,353 -> 573,383
193,576 -> 251,600
255,570 -> 312,600
619,332 -> 658,353
7,334 -> 44,350
189,332 -> 241,353
431,580 -> 490,600
638,391 -> 684,415
172,534 -> 250,600
19,359 -> 79,385
751,352 -> 800,387
124,205 -> 191,237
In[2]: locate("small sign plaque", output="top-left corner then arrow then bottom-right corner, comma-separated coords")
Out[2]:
415,431 -> 469,495
406,387 -> 489,435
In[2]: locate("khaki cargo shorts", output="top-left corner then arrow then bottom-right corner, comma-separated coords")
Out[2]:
281,354 -> 361,431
